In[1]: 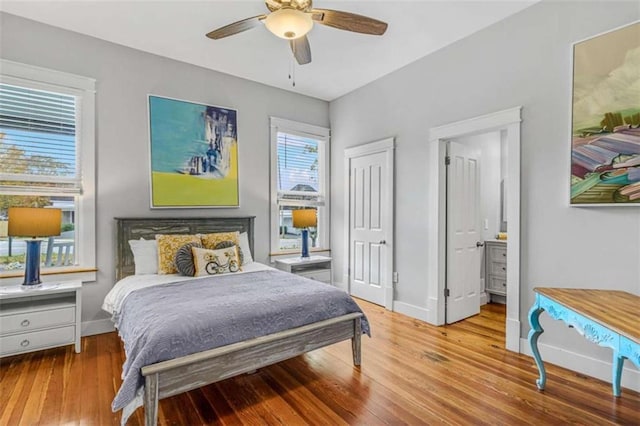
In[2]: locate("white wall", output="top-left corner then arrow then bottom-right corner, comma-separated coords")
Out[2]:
0,12 -> 329,330
330,1 -> 639,383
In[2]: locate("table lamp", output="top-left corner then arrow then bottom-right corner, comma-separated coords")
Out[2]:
8,207 -> 62,287
292,208 -> 316,259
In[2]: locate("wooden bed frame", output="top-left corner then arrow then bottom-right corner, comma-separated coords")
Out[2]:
114,217 -> 363,426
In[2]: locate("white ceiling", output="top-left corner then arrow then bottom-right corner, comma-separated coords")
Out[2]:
0,1 -> 536,101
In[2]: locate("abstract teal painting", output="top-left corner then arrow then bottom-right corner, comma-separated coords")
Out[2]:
148,95 -> 239,208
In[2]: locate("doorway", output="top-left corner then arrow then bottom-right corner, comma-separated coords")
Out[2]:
344,138 -> 395,310
427,107 -> 522,352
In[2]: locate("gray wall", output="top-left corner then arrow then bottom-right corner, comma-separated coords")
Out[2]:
330,0 -> 639,364
0,12 -> 329,325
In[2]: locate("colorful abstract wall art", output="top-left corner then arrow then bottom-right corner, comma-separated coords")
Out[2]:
570,21 -> 640,205
148,95 -> 239,208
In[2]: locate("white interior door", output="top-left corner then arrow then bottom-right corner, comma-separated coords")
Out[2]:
446,141 -> 482,323
349,150 -> 390,306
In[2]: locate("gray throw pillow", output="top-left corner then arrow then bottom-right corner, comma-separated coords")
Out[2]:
175,242 -> 202,276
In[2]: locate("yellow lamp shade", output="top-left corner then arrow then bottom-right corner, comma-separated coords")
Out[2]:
292,209 -> 317,228
8,207 -> 62,237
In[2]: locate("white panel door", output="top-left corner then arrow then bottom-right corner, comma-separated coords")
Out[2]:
349,151 -> 388,306
446,141 -> 482,324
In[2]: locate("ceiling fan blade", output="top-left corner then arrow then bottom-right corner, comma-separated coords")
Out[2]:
206,15 -> 266,40
290,35 -> 312,65
311,9 -> 387,35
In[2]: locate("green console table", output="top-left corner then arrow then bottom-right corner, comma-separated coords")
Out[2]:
528,288 -> 640,397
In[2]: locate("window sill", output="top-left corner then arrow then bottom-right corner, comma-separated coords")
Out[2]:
0,266 -> 97,285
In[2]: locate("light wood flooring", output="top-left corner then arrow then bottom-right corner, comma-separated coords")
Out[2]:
1,300 -> 639,425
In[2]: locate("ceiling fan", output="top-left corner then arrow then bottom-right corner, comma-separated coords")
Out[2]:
205,0 -> 388,65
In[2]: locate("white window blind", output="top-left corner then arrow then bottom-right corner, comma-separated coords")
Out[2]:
277,132 -> 323,205
270,117 -> 330,254
0,83 -> 80,195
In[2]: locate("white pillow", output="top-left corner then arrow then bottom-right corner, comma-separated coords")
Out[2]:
239,232 -> 253,265
128,238 -> 158,275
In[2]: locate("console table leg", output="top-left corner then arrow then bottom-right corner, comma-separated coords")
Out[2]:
612,354 -> 624,397
527,304 -> 546,391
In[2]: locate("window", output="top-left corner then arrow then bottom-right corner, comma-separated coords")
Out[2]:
270,117 -> 329,255
0,60 -> 95,278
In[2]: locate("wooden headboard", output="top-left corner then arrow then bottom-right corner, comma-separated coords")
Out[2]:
114,216 -> 255,281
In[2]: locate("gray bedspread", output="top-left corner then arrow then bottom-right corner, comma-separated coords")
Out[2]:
111,268 -> 369,421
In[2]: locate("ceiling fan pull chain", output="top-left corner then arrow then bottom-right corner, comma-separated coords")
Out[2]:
288,57 -> 296,87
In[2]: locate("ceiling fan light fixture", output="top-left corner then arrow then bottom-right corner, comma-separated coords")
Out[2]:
264,8 -> 313,40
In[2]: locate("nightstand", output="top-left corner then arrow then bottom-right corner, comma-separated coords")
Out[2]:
274,255 -> 332,284
0,280 -> 82,357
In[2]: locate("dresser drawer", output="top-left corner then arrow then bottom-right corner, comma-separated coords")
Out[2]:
490,261 -> 507,277
489,246 -> 507,261
298,269 -> 331,284
487,276 -> 506,294
0,325 -> 75,356
0,306 -> 75,335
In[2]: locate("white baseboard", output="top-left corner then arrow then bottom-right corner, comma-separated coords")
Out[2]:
82,318 -> 115,336
519,338 -> 640,393
480,292 -> 488,306
505,317 -> 520,353
393,301 -> 430,322
333,280 -> 348,291
427,297 -> 440,325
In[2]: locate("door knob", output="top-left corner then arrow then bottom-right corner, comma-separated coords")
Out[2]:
379,240 -> 386,245
476,241 -> 484,247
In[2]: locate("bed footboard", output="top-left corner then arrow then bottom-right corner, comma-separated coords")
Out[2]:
141,312 -> 363,426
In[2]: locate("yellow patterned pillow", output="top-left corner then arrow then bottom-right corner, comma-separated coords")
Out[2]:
200,231 -> 240,251
155,234 -> 201,274
192,246 -> 241,277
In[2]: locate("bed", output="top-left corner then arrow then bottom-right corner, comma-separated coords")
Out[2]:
107,216 -> 368,426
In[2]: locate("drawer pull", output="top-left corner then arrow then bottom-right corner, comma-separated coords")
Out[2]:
21,319 -> 31,327
502,253 -> 506,257
502,267 -> 506,271
20,339 -> 30,347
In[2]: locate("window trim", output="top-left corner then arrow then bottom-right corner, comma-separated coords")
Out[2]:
269,117 -> 330,255
0,59 -> 96,282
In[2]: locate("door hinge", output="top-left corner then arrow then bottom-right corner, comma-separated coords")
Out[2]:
445,156 -> 451,166
445,288 -> 450,297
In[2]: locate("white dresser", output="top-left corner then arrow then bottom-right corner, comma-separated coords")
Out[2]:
485,240 -> 507,301
0,281 -> 82,357
274,256 -> 332,284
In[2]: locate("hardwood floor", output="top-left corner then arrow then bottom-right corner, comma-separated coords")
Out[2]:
1,300 -> 638,425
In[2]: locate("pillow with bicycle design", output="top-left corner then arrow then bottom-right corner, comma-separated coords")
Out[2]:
192,245 -> 242,277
